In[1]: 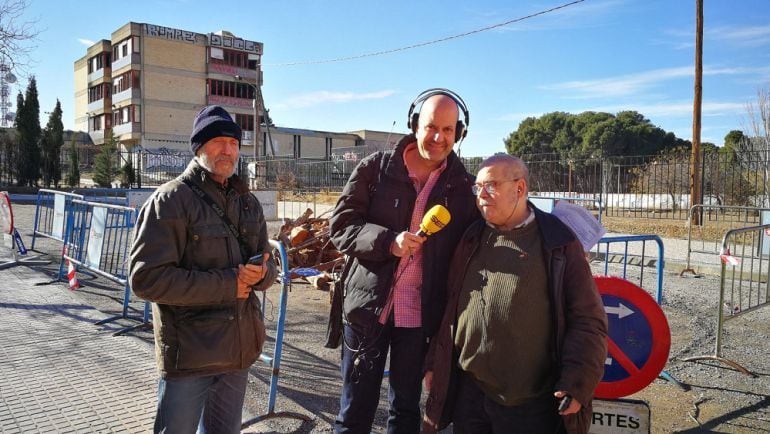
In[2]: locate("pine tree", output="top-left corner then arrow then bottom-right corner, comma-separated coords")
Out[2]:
14,78 -> 41,187
93,131 -> 116,187
41,100 -> 64,188
65,137 -> 80,188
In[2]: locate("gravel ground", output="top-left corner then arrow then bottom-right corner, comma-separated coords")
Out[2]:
6,202 -> 770,433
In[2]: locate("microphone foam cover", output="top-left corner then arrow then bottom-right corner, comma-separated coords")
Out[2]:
419,204 -> 451,236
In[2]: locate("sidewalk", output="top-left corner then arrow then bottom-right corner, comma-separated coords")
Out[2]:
0,263 -> 157,433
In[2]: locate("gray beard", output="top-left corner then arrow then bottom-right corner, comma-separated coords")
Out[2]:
196,155 -> 235,179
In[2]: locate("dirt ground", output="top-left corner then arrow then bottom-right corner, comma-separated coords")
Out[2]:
7,203 -> 770,433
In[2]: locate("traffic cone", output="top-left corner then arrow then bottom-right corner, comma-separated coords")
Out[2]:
63,244 -> 79,291
67,258 -> 79,290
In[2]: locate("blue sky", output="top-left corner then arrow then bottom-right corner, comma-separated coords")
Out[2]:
14,0 -> 770,157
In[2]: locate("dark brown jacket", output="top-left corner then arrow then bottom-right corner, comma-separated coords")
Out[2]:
129,159 -> 277,378
423,205 -> 608,434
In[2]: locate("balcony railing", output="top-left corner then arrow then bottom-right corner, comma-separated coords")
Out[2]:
112,88 -> 141,105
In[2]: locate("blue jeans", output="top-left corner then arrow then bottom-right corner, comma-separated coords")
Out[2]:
334,320 -> 427,434
154,369 -> 249,434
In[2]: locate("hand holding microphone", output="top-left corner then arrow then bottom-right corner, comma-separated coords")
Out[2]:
390,205 -> 451,258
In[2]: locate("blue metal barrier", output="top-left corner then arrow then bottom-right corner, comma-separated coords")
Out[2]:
30,189 -> 84,251
242,239 -> 311,428
596,234 -> 664,304
58,199 -> 149,335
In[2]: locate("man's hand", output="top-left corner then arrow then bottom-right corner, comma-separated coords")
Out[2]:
390,231 -> 426,257
236,253 -> 270,298
423,370 -> 434,392
554,391 -> 581,415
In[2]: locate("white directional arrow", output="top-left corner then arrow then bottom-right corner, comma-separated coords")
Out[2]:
604,303 -> 634,319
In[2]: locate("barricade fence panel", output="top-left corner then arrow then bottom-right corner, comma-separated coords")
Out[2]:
681,204 -> 770,275
593,235 -> 665,304
683,223 -> 770,376
60,199 -> 137,285
31,189 -> 84,251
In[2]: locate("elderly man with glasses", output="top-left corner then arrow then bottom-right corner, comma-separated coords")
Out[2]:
422,153 -> 608,434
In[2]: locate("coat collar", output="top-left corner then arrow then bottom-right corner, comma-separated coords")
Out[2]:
463,201 -> 577,251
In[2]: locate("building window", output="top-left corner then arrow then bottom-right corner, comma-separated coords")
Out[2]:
210,48 -> 254,69
112,37 -> 132,62
235,113 -> 254,132
88,83 -> 110,103
88,53 -> 106,73
112,105 -> 140,126
113,70 -> 140,94
90,115 -> 103,131
208,79 -> 255,100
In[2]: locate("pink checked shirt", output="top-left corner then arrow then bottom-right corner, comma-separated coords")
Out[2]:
379,143 -> 447,328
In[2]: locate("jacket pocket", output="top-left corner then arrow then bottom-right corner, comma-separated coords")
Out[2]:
175,309 -> 237,370
189,224 -> 230,269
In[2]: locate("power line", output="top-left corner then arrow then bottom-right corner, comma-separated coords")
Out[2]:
260,0 -> 585,68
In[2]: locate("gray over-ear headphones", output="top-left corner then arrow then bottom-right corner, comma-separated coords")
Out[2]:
407,88 -> 470,143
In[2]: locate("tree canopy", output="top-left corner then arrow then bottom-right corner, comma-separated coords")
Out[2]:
504,110 -> 690,160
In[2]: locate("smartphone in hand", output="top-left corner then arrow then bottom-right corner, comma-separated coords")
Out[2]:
247,253 -> 264,266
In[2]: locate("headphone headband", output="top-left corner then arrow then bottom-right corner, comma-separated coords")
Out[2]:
407,88 -> 470,142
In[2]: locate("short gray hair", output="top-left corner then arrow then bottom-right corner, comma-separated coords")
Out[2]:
478,153 -> 530,186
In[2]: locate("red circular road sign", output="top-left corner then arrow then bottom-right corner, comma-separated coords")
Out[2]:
0,191 -> 13,234
594,276 -> 670,399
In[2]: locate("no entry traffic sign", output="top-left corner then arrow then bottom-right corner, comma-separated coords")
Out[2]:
594,276 -> 670,399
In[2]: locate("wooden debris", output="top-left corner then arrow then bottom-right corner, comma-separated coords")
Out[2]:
274,209 -> 344,289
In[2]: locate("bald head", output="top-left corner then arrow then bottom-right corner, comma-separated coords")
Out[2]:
479,154 -> 530,191
418,95 -> 460,128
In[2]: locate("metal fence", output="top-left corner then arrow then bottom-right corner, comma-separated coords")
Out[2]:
683,223 -> 770,376
5,146 -> 770,221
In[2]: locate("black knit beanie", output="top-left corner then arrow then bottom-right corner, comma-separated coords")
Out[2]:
190,105 -> 242,155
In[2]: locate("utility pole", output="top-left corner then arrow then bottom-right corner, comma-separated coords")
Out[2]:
690,0 -> 703,225
235,73 -> 261,159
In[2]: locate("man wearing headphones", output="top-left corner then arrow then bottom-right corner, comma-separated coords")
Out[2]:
329,89 -> 479,433
422,154 -> 607,434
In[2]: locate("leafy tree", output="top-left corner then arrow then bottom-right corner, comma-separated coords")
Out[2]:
93,132 -> 117,187
14,77 -> 41,186
504,110 -> 688,160
119,161 -> 135,188
722,130 -> 744,162
0,128 -> 16,184
65,136 -> 79,188
40,99 -> 63,187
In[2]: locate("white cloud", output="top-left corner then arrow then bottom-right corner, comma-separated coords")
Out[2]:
709,25 -> 770,47
540,67 -> 692,98
590,101 -> 746,118
78,38 -> 95,46
276,90 -> 395,109
540,65 -> 770,99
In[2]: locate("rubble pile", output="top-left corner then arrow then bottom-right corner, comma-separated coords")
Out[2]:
274,208 -> 344,291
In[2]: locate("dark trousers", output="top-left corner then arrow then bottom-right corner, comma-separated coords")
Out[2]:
334,320 -> 427,434
452,370 -> 565,434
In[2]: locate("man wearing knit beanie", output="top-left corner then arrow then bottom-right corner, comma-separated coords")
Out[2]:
130,105 -> 276,433
190,105 -> 243,185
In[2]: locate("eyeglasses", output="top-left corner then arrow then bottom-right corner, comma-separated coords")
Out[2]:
471,179 -> 520,196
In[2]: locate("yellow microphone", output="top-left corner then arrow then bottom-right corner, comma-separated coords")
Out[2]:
416,204 -> 451,237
